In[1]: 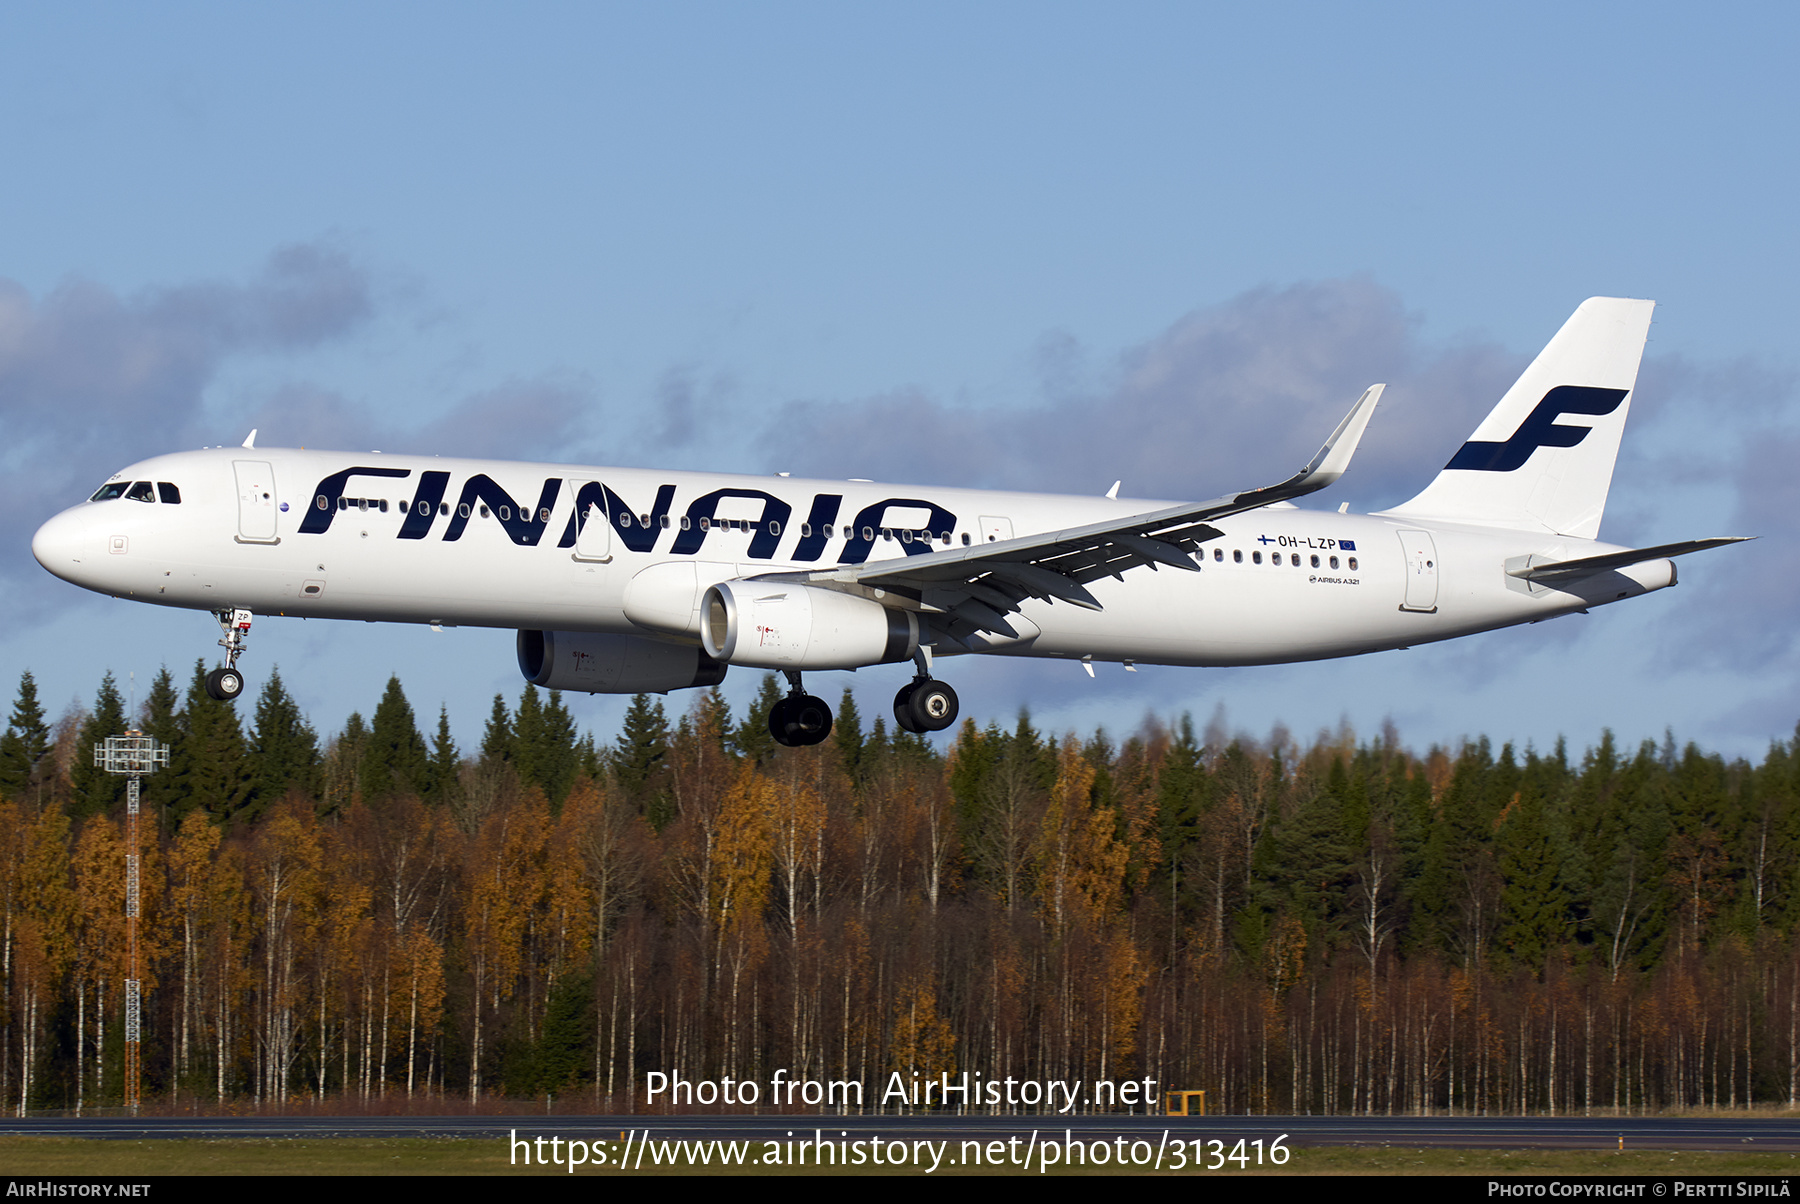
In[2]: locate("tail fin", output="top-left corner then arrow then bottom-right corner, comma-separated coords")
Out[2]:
1380,297 -> 1654,538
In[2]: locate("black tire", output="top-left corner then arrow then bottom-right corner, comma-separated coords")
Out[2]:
206,667 -> 244,702
907,679 -> 959,732
768,696 -> 796,747
785,694 -> 833,746
892,681 -> 922,734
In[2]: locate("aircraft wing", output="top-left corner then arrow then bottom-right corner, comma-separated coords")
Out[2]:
756,384 -> 1383,644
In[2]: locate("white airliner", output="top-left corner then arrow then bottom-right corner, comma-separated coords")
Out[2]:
32,297 -> 1742,746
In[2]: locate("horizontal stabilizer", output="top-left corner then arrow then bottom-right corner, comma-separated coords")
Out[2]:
1506,537 -> 1750,583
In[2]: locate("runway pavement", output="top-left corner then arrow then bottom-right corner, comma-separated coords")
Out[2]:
3,1112 -> 1798,1152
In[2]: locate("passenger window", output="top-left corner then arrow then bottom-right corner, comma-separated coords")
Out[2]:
659,515 -> 671,529
157,483 -> 181,504
1310,554 -> 1319,568
679,515 -> 692,530
1329,555 -> 1339,570
1252,551 -> 1262,564
1290,553 -> 1299,567
1213,548 -> 1223,561
1348,557 -> 1358,571
862,526 -> 875,541
770,520 -> 782,536
126,481 -> 155,502
961,533 -> 971,546
1233,549 -> 1243,563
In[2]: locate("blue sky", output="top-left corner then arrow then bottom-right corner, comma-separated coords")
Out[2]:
3,3 -> 1796,761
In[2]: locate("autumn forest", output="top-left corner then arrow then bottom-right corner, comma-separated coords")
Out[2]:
2,662 -> 1798,1117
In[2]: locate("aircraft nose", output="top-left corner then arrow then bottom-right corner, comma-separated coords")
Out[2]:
32,507 -> 96,582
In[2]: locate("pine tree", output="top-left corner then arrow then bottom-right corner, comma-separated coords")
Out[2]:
138,668 -> 183,818
322,711 -> 368,814
0,670 -> 51,803
166,661 -> 253,822
249,667 -> 320,813
360,676 -> 430,802
70,672 -> 129,819
513,685 -> 579,805
427,704 -> 461,807
480,694 -> 513,766
612,694 -> 671,824
1495,749 -> 1576,970
833,688 -> 865,788
733,674 -> 783,766
1155,713 -> 1210,887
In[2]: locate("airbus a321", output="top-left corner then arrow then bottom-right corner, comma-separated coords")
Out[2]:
32,297 -> 1743,746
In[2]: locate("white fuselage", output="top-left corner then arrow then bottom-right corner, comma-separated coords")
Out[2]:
31,446 -> 1674,672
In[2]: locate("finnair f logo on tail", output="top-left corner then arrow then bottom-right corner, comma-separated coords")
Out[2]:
1444,386 -> 1630,473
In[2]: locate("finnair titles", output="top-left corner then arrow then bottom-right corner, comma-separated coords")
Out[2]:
34,298 -> 1744,746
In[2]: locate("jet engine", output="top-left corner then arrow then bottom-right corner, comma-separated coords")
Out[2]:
517,630 -> 727,694
701,581 -> 918,670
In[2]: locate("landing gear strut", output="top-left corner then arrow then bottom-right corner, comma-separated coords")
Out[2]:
206,608 -> 252,702
893,647 -> 959,734
768,670 -> 833,747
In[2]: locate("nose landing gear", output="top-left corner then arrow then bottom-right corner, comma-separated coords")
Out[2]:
205,608 -> 252,702
768,670 -> 833,747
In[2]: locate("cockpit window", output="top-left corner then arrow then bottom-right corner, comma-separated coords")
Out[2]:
90,482 -> 130,501
157,482 -> 181,504
125,481 -> 155,502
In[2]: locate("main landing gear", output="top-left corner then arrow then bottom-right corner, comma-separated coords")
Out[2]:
766,651 -> 964,749
892,648 -> 959,735
205,608 -> 252,702
768,670 -> 833,748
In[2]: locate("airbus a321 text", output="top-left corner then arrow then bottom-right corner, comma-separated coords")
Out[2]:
33,297 -> 1744,746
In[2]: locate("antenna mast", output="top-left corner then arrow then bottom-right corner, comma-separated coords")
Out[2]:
95,730 -> 167,1113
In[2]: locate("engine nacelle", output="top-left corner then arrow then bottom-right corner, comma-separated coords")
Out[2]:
517,630 -> 727,694
701,581 -> 918,670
